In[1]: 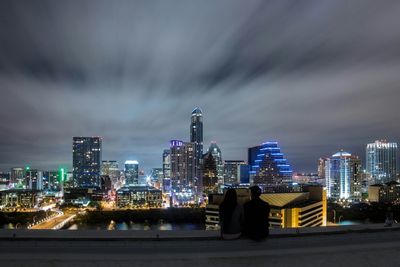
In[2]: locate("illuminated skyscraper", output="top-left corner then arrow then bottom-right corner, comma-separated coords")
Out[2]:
223,160 -> 246,184
190,108 -> 203,178
208,142 -> 224,183
169,140 -> 196,187
202,152 -> 217,192
124,160 -> 139,185
162,149 -> 171,178
366,140 -> 398,184
101,160 -> 120,186
324,151 -> 362,201
250,141 -> 293,188
11,167 -> 25,185
72,137 -> 102,188
25,169 -> 43,190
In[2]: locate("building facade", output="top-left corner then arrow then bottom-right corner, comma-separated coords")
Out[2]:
202,152 -> 218,192
116,186 -> 162,208
366,140 -> 398,184
162,149 -> 171,178
368,181 -> 400,203
205,186 -> 326,229
190,108 -> 203,180
250,141 -> 293,188
25,169 -> 43,191
10,167 -> 25,186
124,160 -> 139,185
223,160 -> 246,185
324,151 -> 362,201
170,140 -> 196,187
72,137 -> 102,188
208,142 -> 224,184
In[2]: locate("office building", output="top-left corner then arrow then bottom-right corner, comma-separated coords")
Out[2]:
206,186 -> 326,229
150,168 -> 163,182
101,161 -> 119,178
162,149 -> 171,178
116,185 -> 162,208
208,142 -> 224,183
170,140 -> 196,187
323,151 -> 362,201
11,167 -> 25,186
261,186 -> 327,228
124,160 -> 139,185
202,152 -> 218,192
72,137 -> 102,188
190,108 -> 203,179
249,141 -> 293,188
0,190 -> 39,209
42,171 -> 60,191
368,181 -> 400,203
318,158 -> 327,182
239,164 -> 250,184
223,160 -> 246,184
366,140 -> 398,184
25,169 -> 43,191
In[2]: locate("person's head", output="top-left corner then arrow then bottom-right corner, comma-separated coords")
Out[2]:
220,188 -> 238,219
249,185 -> 261,200
223,188 -> 237,206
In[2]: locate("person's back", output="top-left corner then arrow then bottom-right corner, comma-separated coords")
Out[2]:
219,189 -> 244,240
244,186 -> 270,240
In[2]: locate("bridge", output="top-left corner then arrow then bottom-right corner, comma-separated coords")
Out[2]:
30,210 -> 76,230
0,224 -> 399,266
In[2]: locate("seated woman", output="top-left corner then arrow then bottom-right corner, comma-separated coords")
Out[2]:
219,188 -> 244,240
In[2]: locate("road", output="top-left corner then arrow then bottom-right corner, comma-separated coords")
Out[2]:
1,230 -> 400,266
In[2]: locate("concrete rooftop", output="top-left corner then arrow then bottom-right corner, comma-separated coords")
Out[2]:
0,225 -> 399,267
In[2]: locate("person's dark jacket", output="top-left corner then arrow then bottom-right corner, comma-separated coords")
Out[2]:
243,197 -> 270,240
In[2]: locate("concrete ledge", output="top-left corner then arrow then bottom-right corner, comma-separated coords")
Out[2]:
1,223 -> 399,241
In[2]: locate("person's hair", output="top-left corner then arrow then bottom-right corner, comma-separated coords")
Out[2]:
220,189 -> 238,227
250,185 -> 261,198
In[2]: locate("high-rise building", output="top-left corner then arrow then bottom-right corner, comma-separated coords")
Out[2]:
318,158 -> 327,184
162,149 -> 171,178
250,141 -> 293,187
124,160 -> 139,185
72,137 -> 102,188
25,169 -> 43,191
42,170 -> 60,191
324,151 -> 362,201
190,108 -> 203,178
366,140 -> 398,184
150,168 -> 163,184
223,160 -> 246,184
101,160 -> 120,186
11,167 -> 25,185
202,152 -> 217,192
208,142 -> 224,183
239,164 -> 250,184
170,140 -> 196,187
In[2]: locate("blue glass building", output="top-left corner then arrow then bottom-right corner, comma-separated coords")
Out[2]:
73,137 -> 102,188
250,141 -> 293,187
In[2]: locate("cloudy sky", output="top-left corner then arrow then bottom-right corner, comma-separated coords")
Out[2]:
0,0 -> 400,173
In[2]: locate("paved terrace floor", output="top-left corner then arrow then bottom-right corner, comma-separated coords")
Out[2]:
1,225 -> 400,267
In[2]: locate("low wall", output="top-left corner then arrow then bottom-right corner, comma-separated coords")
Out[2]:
0,223 -> 399,241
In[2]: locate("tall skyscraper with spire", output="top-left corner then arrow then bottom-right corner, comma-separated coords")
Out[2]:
190,108 -> 203,180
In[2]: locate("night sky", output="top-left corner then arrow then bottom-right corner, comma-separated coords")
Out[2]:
1,0 -> 400,173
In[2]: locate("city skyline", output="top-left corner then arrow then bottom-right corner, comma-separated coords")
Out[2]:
1,1 -> 400,172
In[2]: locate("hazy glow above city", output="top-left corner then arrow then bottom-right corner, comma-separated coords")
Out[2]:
1,0 -> 400,172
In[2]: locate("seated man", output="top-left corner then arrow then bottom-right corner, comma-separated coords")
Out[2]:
243,186 -> 270,240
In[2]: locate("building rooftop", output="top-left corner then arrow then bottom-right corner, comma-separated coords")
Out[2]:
260,192 -> 309,208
